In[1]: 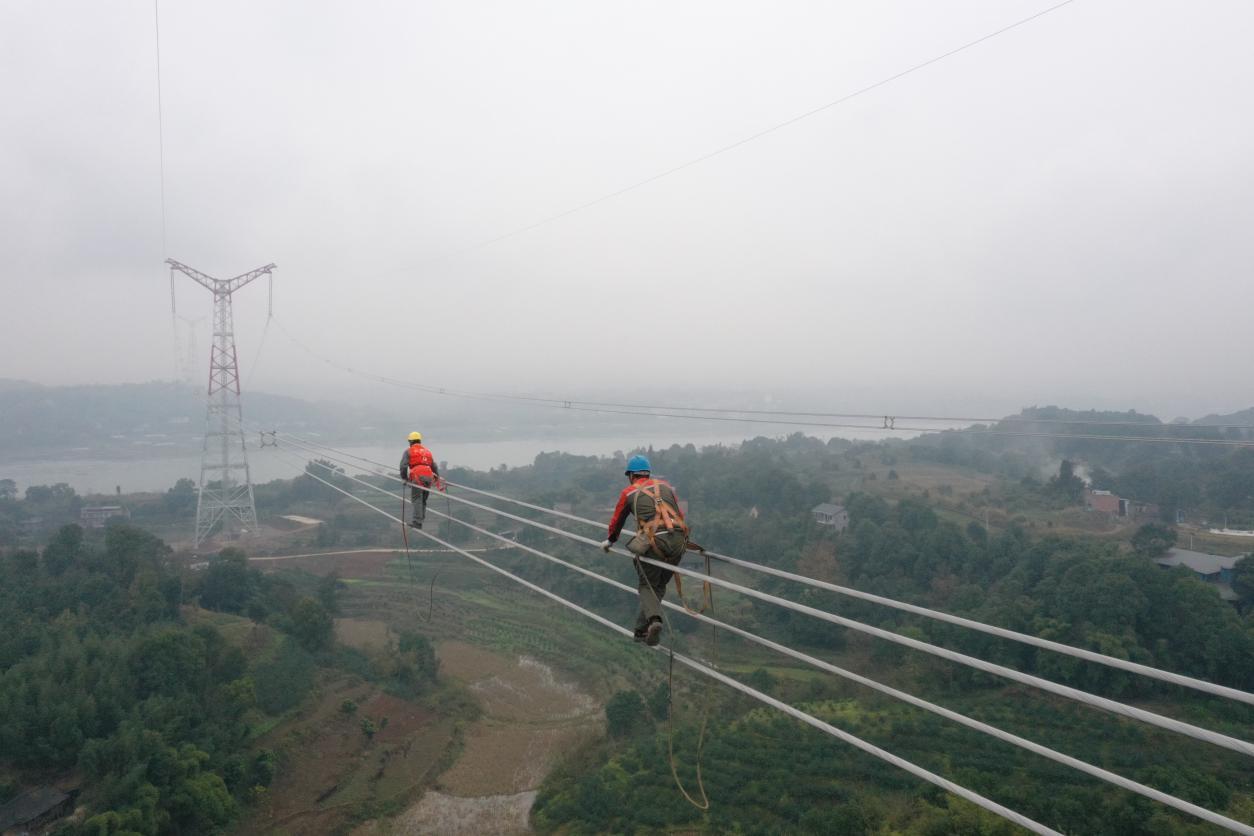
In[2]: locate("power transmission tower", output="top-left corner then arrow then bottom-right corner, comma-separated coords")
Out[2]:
167,258 -> 276,548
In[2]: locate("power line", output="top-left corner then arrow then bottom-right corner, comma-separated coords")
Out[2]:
154,0 -> 177,380
245,316 -> 273,389
265,430 -> 1254,756
269,318 -> 1254,448
274,451 -> 1251,832
463,1 -> 1079,253
435,477 -> 1254,705
282,450 -> 1252,833
449,393 -> 1254,433
267,426 -> 1254,705
278,456 -> 1062,835
153,0 -> 168,261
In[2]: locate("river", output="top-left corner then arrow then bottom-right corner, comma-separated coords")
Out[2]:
0,427 -> 899,495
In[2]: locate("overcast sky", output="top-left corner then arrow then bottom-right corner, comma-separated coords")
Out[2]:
3,0 -> 1253,421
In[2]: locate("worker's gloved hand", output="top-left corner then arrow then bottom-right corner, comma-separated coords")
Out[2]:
600,539 -> 613,553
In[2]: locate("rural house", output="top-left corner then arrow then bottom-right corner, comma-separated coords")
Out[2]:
0,787 -> 73,834
1154,548 -> 1241,601
79,505 -> 130,529
811,503 -> 849,531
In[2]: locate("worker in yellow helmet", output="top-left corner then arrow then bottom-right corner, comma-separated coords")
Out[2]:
399,431 -> 440,528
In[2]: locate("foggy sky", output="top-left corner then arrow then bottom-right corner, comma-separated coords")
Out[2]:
3,0 -> 1253,421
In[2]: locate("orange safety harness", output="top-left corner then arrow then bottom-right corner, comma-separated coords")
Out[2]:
632,480 -> 711,614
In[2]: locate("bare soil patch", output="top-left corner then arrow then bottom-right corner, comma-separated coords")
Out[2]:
358,642 -> 601,834
237,676 -> 451,836
436,643 -> 599,797
440,642 -> 597,724
362,790 -> 536,836
440,723 -> 592,797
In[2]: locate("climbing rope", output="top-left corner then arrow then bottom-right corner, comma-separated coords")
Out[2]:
639,542 -> 717,811
398,482 -> 437,622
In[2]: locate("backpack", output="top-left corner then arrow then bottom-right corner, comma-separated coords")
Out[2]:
632,480 -> 689,563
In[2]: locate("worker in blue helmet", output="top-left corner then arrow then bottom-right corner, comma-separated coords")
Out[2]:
602,454 -> 690,646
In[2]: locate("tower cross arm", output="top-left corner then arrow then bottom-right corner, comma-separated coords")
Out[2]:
224,263 -> 277,294
167,259 -> 276,295
166,258 -> 221,293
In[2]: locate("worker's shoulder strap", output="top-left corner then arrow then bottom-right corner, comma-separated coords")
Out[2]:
632,480 -> 688,544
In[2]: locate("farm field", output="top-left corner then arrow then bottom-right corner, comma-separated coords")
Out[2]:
235,529 -> 653,834
358,642 -> 601,834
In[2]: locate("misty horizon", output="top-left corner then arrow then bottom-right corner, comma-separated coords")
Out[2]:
5,1 -> 1254,423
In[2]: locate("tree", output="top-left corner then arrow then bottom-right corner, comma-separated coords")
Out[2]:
1233,555 -> 1254,601
132,629 -> 208,697
0,479 -> 15,501
605,691 -> 647,738
316,571 -> 342,614
199,548 -> 253,613
290,597 -> 333,652
745,668 -> 776,693
397,631 -> 438,680
41,524 -> 84,576
1130,523 -> 1177,557
163,478 -> 197,516
1049,460 -> 1085,503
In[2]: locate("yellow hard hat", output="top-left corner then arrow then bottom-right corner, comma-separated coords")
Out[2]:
408,431 -> 422,442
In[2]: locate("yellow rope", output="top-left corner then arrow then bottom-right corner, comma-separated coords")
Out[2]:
640,547 -> 715,811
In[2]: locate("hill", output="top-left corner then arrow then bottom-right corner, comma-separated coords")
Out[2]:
0,381 -> 403,459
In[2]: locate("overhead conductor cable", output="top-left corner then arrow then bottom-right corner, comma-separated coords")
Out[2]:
265,432 -> 1254,757
284,452 -> 1253,833
278,457 -> 1063,836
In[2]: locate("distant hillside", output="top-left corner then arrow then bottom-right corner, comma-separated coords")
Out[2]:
1009,405 -> 1165,426
0,381 -> 404,459
1194,407 -> 1254,426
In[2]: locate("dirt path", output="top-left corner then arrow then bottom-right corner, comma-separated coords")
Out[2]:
358,641 -> 601,835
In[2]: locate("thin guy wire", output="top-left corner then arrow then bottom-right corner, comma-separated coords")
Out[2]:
244,316 -> 272,389
267,432 -> 1254,756
265,428 -> 1254,707
154,0 -> 168,259
155,0 -> 177,378
290,454 -> 1250,834
272,315 -> 1254,433
465,1 -> 1078,253
282,458 -> 1061,835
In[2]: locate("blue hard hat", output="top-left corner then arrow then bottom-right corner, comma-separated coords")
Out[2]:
625,454 -> 652,475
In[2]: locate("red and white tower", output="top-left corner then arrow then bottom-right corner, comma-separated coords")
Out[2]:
167,258 -> 275,547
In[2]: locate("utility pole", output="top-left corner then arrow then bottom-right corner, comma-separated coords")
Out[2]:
167,258 -> 275,548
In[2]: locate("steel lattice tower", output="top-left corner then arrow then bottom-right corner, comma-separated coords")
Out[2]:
167,259 -> 276,547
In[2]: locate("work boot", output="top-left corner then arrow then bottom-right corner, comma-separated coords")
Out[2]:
410,520 -> 422,530
632,629 -> 647,643
645,618 -> 663,647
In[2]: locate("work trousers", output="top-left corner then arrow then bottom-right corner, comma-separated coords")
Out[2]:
628,530 -> 687,634
410,478 -> 433,524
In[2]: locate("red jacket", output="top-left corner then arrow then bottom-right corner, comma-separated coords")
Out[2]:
404,443 -> 438,482
607,477 -> 683,543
